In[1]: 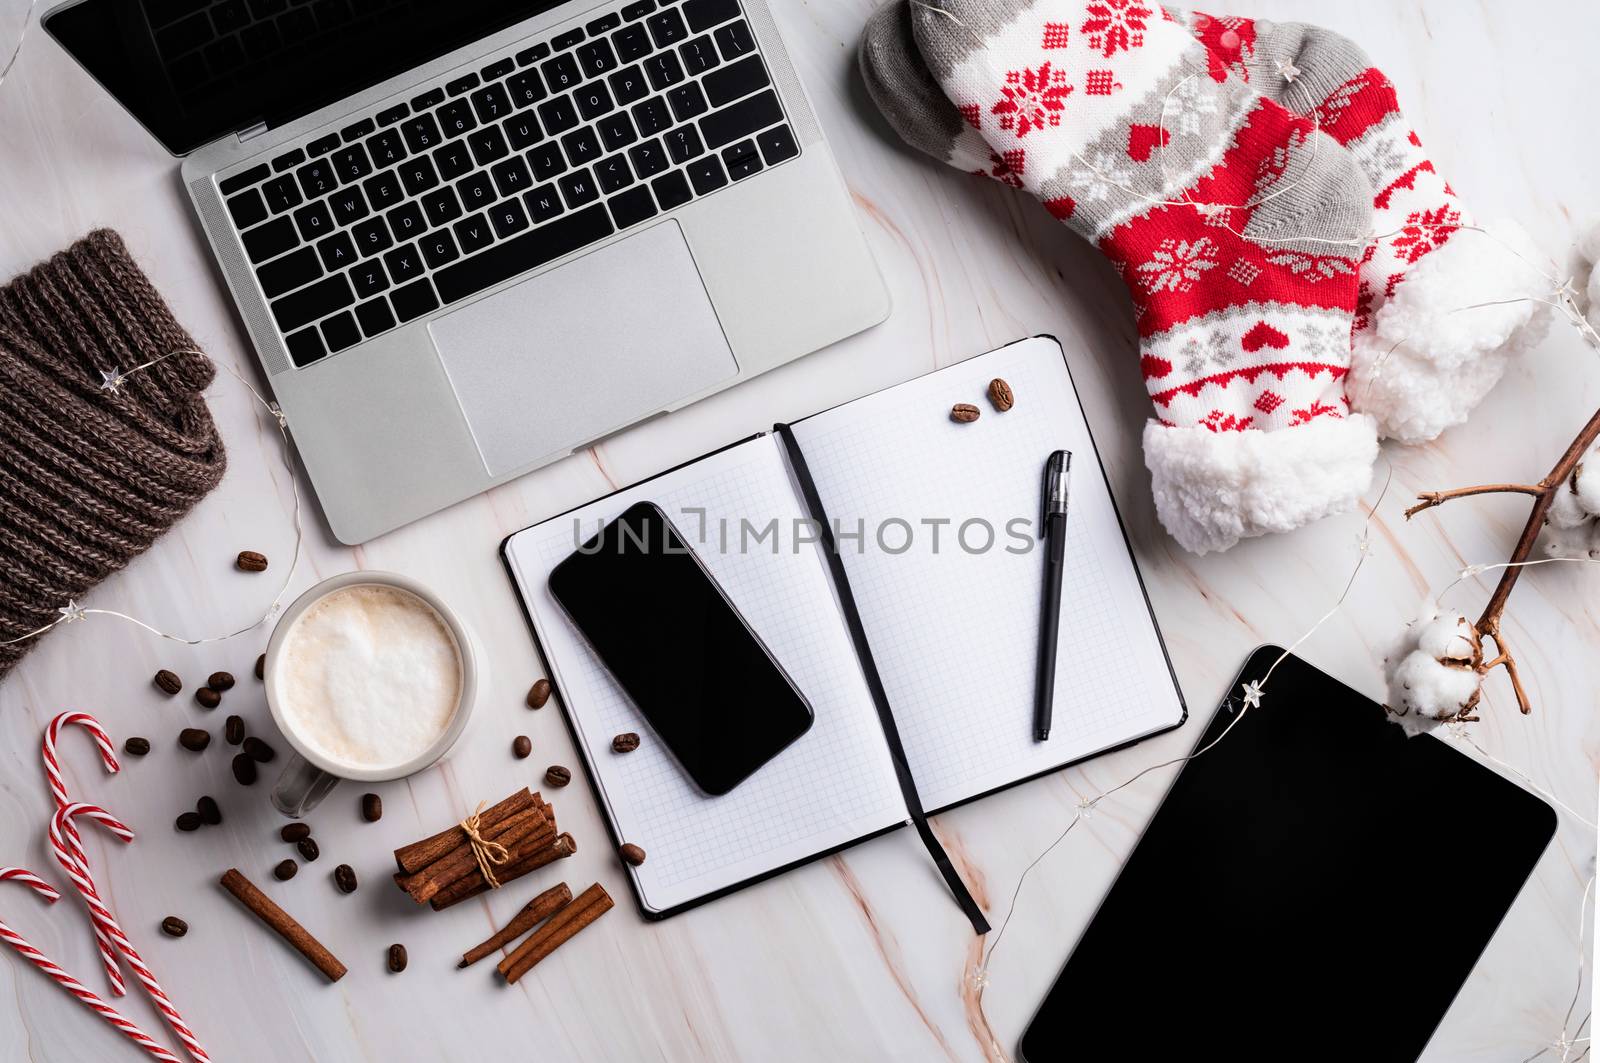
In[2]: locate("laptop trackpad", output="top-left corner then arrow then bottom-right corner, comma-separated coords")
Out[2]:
429,221 -> 737,476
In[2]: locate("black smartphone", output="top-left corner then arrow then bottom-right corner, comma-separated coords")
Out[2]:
548,501 -> 814,796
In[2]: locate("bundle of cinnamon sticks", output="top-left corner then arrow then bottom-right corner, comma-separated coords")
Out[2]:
392,788 -> 576,911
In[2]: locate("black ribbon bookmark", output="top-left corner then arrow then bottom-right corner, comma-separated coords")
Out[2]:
776,424 -> 990,935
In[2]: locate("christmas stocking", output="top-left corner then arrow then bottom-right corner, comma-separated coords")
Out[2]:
1167,11 -> 1554,443
864,0 -> 1378,554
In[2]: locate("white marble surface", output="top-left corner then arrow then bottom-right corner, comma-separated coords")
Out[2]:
2,1 -> 1597,1059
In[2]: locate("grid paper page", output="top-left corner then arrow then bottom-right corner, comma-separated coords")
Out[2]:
788,337 -> 1185,810
505,437 -> 906,913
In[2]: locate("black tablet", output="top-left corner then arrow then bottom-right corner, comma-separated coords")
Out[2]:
1019,647 -> 1556,1063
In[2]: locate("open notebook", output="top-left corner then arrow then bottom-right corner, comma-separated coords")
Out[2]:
503,336 -> 1186,920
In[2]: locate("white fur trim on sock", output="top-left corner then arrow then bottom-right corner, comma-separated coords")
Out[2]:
1143,414 -> 1379,554
1347,219 -> 1553,444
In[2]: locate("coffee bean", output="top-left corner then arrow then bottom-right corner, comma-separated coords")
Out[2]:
512,735 -> 532,759
619,843 -> 646,866
611,732 -> 640,754
175,812 -> 203,832
333,864 -> 358,894
123,737 -> 151,757
243,736 -> 277,763
232,753 -> 258,786
160,916 -> 188,938
178,728 -> 210,752
254,653 -> 266,680
236,550 -> 269,572
224,715 -> 245,745
195,687 -> 221,710
153,669 -> 182,696
197,796 -> 222,825
297,838 -> 320,863
951,403 -> 981,423
280,822 -> 312,843
544,765 -> 571,787
387,943 -> 408,973
273,859 -> 298,881
208,670 -> 235,691
361,793 -> 382,823
526,678 -> 551,709
987,377 -> 1015,412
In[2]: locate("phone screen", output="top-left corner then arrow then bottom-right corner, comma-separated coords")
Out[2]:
548,502 -> 814,795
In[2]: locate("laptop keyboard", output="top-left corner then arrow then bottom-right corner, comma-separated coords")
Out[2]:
216,0 -> 798,369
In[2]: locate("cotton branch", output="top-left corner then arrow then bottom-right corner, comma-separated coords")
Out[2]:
1404,404 -> 1600,718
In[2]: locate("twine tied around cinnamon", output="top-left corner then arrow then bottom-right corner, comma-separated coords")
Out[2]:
459,802 -> 512,889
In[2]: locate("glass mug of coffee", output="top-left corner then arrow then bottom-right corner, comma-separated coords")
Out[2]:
265,571 -> 477,818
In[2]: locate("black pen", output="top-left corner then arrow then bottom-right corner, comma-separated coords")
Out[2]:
1034,450 -> 1072,742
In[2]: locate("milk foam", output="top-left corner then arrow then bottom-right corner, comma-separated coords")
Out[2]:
277,585 -> 462,771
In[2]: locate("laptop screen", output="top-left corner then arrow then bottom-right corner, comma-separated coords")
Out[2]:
45,0 -> 563,155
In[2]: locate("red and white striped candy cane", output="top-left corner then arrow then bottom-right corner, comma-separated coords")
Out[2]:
41,710 -> 124,994
0,866 -> 184,1063
49,805 -> 211,1063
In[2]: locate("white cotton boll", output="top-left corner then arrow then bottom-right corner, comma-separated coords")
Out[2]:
1387,649 -> 1482,721
1547,481 -> 1593,529
1541,520 -> 1594,559
1413,612 -> 1478,663
1573,447 -> 1600,517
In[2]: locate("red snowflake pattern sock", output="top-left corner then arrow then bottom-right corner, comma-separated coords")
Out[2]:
897,0 -> 1378,553
1178,10 -> 1554,443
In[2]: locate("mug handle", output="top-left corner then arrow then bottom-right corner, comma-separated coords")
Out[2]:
270,753 -> 341,818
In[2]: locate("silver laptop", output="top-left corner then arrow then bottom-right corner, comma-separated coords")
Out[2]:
45,0 -> 889,543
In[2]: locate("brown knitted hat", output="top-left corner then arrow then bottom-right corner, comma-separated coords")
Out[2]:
0,229 -> 227,678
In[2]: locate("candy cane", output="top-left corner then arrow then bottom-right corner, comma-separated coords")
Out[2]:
49,805 -> 210,1063
41,711 -> 123,993
0,867 -> 184,1063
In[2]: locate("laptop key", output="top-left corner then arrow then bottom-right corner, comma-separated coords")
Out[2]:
686,154 -> 728,195
410,87 -> 445,111
488,198 -> 530,239
562,127 -> 602,166
271,273 -> 354,332
243,216 -> 300,263
553,27 -> 586,51
306,132 -> 342,158
363,169 -> 404,211
421,229 -> 460,269
355,297 -> 396,337
340,118 -> 375,142
652,169 -> 693,210
528,141 -> 567,180
491,156 -> 534,197
628,137 -> 668,178
294,201 -> 335,241
558,168 -> 599,208
647,8 -> 688,48
296,158 -> 338,198
348,259 -> 390,299
503,112 -> 544,151
757,123 -> 798,164
271,148 -> 305,173
538,94 -> 580,136
438,100 -> 477,138
704,54 -> 768,107
256,246 -> 322,298
367,128 -> 407,167
633,96 -> 672,136
468,125 -> 511,166
433,140 -> 474,181
586,12 -> 621,34
320,311 -> 361,353
507,72 -> 546,110
401,113 -> 442,152
575,81 -> 615,121
598,112 -> 637,152
679,34 -> 720,75
596,154 -> 634,194
453,213 -> 495,254
612,23 -> 652,62
387,203 -> 427,242
390,279 -> 440,322
722,138 -> 762,180
699,88 -> 782,149
384,242 -> 426,283
446,72 -> 481,96
421,186 -> 463,227
329,186 -> 369,226
458,171 -> 496,210
664,124 -> 704,163
524,183 -> 565,223
375,102 -> 410,126
219,163 -> 271,196
644,51 -> 684,91
684,0 -> 740,32
542,53 -> 582,93
400,156 -> 441,196
578,38 -> 617,79
227,188 -> 268,230
608,64 -> 649,106
481,57 -> 515,81
608,185 -> 658,230
471,83 -> 513,124
517,41 -> 552,65
621,0 -> 656,19
317,232 -> 358,271
284,327 -> 326,367
667,81 -> 708,121
433,203 -> 614,304
352,216 -> 393,257
714,19 -> 755,60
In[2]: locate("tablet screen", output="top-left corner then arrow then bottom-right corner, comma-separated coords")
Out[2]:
1020,647 -> 1555,1062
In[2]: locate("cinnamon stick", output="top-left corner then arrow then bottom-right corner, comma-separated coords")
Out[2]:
393,788 -> 536,873
458,882 -> 573,968
219,868 -> 347,983
497,882 -> 613,984
431,832 -> 577,911
397,807 -> 556,903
